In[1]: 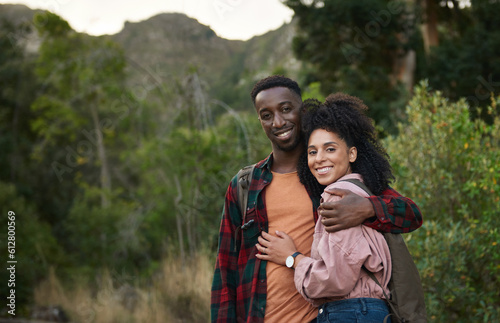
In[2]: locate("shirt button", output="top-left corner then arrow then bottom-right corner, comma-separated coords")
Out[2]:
260,280 -> 265,283
381,217 -> 385,220
319,309 -> 323,314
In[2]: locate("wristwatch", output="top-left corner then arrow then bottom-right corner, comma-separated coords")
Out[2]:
286,252 -> 302,268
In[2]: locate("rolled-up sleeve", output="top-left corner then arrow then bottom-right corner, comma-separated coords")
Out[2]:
365,186 -> 423,233
294,228 -> 368,302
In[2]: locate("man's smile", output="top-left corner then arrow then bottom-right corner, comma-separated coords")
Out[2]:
275,128 -> 293,138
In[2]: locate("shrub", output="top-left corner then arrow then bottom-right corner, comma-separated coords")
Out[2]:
385,81 -> 500,321
0,181 -> 65,314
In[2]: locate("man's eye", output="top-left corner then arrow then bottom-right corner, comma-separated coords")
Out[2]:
261,113 -> 271,120
282,106 -> 292,113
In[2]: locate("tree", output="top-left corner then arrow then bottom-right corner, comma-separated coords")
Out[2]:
27,12 -> 148,274
128,71 -> 270,263
425,0 -> 500,117
284,0 -> 500,131
0,17 -> 39,191
31,12 -> 132,207
0,181 -> 65,312
284,0 -> 416,131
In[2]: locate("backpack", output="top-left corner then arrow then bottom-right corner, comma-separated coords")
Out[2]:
233,164 -> 256,252
340,178 -> 427,323
237,164 -> 256,225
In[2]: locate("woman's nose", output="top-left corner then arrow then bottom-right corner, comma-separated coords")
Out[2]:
316,150 -> 326,162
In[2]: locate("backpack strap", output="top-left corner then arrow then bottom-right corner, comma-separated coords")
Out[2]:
233,164 -> 256,252
238,164 -> 256,223
361,265 -> 401,323
338,178 -> 373,196
342,178 -> 413,322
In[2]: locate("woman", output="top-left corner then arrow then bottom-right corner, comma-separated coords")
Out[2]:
256,93 -> 394,322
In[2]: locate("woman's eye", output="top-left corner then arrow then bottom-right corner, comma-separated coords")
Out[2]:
308,150 -> 317,155
326,147 -> 336,152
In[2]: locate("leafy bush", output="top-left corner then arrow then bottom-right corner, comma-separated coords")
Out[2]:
385,81 -> 500,321
129,110 -> 269,260
0,181 -> 65,313
63,184 -> 145,274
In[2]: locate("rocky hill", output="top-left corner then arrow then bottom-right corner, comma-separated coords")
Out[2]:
110,12 -> 299,109
111,13 -> 243,85
0,4 -> 300,110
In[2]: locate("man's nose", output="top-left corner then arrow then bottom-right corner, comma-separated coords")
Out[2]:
272,113 -> 285,128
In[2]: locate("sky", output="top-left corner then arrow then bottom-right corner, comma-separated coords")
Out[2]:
0,0 -> 295,40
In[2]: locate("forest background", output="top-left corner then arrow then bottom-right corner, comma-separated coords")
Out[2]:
0,1 -> 499,322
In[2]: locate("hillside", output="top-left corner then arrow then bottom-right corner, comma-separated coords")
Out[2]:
0,4 -> 299,111
109,12 -> 299,110
111,13 -> 243,88
0,3 -> 36,22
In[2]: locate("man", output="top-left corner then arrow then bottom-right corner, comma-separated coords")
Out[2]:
211,75 -> 422,322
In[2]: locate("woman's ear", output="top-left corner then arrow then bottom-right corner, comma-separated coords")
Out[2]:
349,147 -> 357,163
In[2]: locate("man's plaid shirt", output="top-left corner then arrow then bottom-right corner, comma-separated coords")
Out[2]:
211,154 -> 423,323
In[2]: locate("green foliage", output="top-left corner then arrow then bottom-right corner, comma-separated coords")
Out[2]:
423,0 -> 500,115
29,11 -> 138,222
302,82 -> 325,102
30,95 -> 83,156
285,0 -> 500,132
3,7 -> 500,321
33,11 -> 71,37
64,184 -> 144,273
129,109 -> 269,259
284,0 -> 412,131
385,81 -> 500,321
0,181 -> 64,311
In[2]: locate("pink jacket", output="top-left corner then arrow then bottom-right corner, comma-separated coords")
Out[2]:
294,173 -> 392,307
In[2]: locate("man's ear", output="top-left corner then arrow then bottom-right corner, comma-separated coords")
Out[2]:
349,147 -> 357,163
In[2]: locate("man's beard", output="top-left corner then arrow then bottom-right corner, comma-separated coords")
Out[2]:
275,135 -> 303,152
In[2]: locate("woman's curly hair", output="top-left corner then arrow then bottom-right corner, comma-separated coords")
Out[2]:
297,93 -> 394,197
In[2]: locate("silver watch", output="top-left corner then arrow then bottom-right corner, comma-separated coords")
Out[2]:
285,252 -> 302,268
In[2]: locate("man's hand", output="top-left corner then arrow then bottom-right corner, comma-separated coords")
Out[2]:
319,188 -> 375,233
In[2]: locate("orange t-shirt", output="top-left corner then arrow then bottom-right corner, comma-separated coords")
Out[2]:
264,171 -> 317,322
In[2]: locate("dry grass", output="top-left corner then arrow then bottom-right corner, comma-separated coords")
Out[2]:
33,253 -> 213,323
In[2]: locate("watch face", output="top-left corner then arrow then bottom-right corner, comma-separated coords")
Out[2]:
286,256 -> 293,268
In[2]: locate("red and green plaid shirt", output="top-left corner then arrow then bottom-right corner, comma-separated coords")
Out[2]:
211,154 -> 422,323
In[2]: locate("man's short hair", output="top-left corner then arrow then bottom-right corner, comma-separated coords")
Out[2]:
250,75 -> 302,105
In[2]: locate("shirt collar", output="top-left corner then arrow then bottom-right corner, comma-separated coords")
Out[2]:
256,153 -> 274,171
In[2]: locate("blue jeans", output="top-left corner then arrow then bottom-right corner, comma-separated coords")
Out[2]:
316,298 -> 391,323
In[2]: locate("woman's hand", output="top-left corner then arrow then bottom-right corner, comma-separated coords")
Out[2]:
255,230 -> 297,266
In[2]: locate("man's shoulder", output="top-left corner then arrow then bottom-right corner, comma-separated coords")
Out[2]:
233,155 -> 270,183
252,154 -> 271,170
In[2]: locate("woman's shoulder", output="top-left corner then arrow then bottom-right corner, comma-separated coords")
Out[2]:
323,174 -> 370,198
